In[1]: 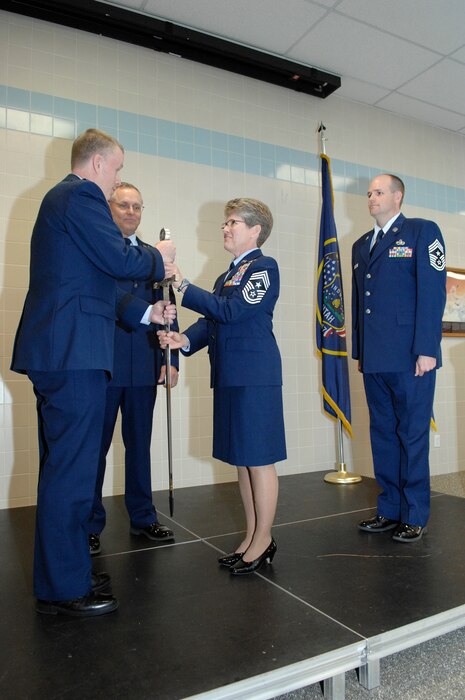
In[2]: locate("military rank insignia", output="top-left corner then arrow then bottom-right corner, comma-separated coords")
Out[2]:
242,270 -> 270,304
428,239 -> 445,271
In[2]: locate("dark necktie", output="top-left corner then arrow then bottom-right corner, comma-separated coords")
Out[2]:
224,261 -> 235,282
370,229 -> 384,257
125,238 -> 132,246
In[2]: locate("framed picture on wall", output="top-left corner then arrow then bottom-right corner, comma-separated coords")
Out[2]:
442,267 -> 465,336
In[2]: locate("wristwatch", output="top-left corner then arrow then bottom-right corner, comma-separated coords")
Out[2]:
177,278 -> 190,293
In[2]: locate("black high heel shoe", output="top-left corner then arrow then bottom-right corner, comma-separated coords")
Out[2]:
230,538 -> 277,576
218,552 -> 244,568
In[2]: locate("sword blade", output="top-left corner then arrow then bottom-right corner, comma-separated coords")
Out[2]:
159,226 -> 174,515
163,284 -> 174,516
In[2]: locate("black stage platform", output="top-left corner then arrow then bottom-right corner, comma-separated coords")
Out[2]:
2,472 -> 465,700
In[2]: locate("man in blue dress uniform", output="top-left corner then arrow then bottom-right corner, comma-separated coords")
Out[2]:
10,130 -> 176,615
352,174 -> 446,542
87,183 -> 179,554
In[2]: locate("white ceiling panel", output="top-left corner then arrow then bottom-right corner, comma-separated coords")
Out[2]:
399,59 -> 465,115
140,0 -> 328,55
336,76 -> 391,105
312,0 -> 341,6
450,47 -> 465,65
377,92 -> 465,132
336,0 -> 465,55
288,13 -> 440,89
96,0 -> 465,134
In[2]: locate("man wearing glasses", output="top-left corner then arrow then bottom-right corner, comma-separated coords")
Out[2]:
87,183 -> 179,555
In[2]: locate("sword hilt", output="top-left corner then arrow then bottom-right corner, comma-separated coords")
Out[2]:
154,226 -> 175,290
157,227 -> 173,357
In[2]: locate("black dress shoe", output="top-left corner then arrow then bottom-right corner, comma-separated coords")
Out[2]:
392,523 -> 426,542
91,572 -> 111,593
36,591 -> 118,617
130,522 -> 174,541
89,533 -> 101,555
230,539 -> 277,576
358,515 -> 398,532
218,552 -> 244,568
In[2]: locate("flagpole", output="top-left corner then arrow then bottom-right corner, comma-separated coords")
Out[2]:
317,123 -> 361,485
318,121 -> 328,156
325,417 -> 361,484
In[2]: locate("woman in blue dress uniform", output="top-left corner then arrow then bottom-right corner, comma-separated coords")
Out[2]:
158,198 -> 286,574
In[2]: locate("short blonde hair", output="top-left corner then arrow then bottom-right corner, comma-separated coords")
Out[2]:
224,198 -> 273,247
71,128 -> 124,168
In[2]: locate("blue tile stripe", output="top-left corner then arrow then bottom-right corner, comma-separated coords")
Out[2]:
1,84 -> 464,215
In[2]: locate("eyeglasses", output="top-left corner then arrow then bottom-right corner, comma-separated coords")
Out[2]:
221,219 -> 246,230
112,202 -> 144,213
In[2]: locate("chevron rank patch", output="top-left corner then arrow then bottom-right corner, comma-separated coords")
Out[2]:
428,239 -> 445,271
242,270 -> 270,304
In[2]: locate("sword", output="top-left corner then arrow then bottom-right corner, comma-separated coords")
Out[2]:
154,227 -> 175,516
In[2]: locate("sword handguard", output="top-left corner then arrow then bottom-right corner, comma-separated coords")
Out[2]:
153,226 -> 176,289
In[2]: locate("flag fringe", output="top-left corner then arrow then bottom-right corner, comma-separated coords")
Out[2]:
322,388 -> 353,437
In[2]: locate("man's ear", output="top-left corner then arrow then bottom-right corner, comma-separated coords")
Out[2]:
92,152 -> 104,173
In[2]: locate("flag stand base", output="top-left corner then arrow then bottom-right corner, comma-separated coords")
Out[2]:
324,463 -> 362,484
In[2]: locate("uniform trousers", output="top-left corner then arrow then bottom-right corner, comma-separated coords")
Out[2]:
363,369 -> 436,527
29,369 -> 108,601
89,384 -> 158,533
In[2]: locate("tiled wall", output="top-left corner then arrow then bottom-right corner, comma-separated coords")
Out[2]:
1,9 -> 465,509
3,83 -> 465,214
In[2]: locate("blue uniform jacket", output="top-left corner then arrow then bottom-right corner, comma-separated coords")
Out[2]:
181,249 -> 282,388
111,237 -> 179,386
351,213 -> 446,373
11,175 -> 163,374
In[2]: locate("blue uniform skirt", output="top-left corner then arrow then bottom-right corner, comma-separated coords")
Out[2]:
213,386 -> 287,467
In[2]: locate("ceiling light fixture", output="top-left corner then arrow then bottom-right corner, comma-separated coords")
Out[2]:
2,0 -> 341,98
